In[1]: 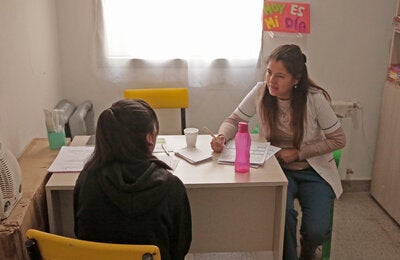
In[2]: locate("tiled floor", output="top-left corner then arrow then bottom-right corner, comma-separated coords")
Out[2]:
330,192 -> 400,259
186,192 -> 400,259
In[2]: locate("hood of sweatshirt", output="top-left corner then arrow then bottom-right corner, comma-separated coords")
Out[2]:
96,161 -> 170,218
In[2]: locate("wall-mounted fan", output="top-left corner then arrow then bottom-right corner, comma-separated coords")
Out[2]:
0,142 -> 22,220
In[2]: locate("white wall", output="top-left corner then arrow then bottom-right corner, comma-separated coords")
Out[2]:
0,0 -> 62,157
0,0 -> 397,181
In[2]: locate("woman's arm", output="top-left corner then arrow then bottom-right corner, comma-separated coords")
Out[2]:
298,127 -> 346,160
211,82 -> 264,153
218,113 -> 246,141
211,113 -> 246,153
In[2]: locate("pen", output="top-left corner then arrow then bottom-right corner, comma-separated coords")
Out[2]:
203,126 -> 216,138
161,144 -> 170,156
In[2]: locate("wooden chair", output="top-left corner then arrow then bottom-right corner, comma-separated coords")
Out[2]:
124,88 -> 189,134
25,229 -> 161,260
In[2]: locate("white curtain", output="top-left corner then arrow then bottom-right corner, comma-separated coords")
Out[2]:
102,0 -> 262,60
95,0 -> 265,90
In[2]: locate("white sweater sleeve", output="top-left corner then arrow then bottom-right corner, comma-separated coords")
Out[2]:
218,82 -> 264,141
233,82 -> 263,121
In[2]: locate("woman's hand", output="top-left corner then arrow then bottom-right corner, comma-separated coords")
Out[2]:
210,134 -> 226,153
276,148 -> 299,164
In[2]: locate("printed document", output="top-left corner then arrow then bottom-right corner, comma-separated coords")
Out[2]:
218,140 -> 281,167
48,146 -> 94,173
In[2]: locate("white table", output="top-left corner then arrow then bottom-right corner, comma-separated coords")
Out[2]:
46,135 -> 287,260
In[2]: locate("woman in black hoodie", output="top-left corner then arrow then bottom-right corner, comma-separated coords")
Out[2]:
73,99 -> 192,260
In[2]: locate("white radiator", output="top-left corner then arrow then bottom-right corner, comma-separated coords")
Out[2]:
331,101 -> 362,179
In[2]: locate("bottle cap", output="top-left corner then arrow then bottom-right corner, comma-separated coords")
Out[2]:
238,122 -> 248,133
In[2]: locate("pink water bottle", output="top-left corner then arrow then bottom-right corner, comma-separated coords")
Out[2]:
235,122 -> 251,173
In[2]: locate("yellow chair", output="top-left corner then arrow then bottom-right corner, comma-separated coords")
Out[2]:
25,229 -> 161,260
124,88 -> 189,134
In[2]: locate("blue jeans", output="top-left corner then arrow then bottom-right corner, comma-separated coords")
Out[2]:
283,168 -> 335,260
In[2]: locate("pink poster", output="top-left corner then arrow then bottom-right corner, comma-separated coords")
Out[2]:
263,1 -> 310,33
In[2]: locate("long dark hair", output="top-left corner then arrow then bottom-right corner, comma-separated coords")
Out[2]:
260,44 -> 330,148
83,99 -> 162,172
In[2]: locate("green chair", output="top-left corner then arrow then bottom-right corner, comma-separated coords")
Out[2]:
321,149 -> 341,260
252,124 -> 340,259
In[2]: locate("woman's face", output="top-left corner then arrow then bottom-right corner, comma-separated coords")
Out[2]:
265,60 -> 298,100
146,125 -> 157,153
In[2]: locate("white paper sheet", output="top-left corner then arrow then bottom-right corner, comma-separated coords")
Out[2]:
48,146 -> 94,173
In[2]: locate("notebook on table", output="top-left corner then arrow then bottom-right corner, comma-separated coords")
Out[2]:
174,147 -> 212,164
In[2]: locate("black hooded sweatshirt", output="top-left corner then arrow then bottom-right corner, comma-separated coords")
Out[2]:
73,160 -> 192,260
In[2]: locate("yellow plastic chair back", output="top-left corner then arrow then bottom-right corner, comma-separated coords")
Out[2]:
124,88 -> 189,134
25,229 -> 161,260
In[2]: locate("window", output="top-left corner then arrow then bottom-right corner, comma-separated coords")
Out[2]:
102,0 -> 262,60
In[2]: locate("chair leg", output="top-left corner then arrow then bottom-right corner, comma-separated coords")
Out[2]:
321,203 -> 334,260
25,239 -> 42,260
181,108 -> 186,135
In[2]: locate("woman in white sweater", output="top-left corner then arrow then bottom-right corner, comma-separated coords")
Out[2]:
211,44 -> 346,260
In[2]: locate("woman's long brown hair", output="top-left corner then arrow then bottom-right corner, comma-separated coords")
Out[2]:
260,44 -> 330,149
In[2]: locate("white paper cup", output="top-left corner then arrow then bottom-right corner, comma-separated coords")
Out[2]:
184,128 -> 199,148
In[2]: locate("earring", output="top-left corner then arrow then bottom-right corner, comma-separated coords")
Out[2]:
294,84 -> 298,89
